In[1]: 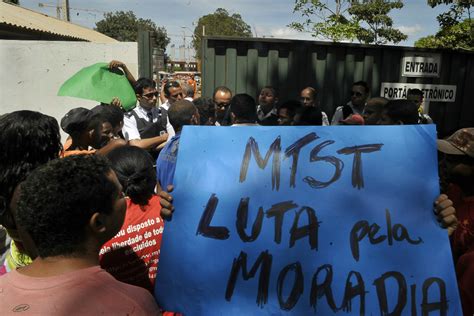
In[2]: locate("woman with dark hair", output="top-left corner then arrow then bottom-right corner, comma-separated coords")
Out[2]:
100,146 -> 165,293
0,110 -> 62,273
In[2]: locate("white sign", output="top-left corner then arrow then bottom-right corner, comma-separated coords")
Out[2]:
401,54 -> 441,78
380,83 -> 456,102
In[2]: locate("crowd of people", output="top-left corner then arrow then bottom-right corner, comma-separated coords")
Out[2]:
0,59 -> 473,315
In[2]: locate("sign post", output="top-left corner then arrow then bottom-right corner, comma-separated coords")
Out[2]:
155,125 -> 462,315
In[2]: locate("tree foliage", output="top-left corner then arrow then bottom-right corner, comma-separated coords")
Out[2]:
289,0 -> 407,44
415,1 -> 473,50
349,0 -> 407,44
289,0 -> 360,42
95,11 -> 170,51
193,8 -> 252,59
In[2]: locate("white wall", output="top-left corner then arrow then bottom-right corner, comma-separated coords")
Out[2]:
0,40 -> 138,140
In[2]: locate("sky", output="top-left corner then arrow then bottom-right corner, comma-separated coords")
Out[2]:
20,0 -> 450,57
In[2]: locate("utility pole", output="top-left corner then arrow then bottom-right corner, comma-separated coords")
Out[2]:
38,2 -> 103,22
62,0 -> 70,22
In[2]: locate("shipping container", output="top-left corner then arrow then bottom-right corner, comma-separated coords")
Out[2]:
201,36 -> 474,136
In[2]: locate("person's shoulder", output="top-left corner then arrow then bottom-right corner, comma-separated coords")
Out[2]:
95,269 -> 160,311
124,107 -> 139,118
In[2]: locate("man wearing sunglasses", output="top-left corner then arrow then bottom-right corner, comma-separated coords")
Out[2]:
331,81 -> 370,125
213,86 -> 233,126
122,78 -> 168,157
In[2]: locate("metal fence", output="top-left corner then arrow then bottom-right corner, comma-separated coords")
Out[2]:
201,36 -> 474,136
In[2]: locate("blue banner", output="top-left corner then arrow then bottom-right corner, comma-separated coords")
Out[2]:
155,125 -> 461,315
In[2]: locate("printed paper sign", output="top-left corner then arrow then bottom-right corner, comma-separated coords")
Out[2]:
381,82 -> 456,102
401,54 -> 441,78
155,125 -> 461,315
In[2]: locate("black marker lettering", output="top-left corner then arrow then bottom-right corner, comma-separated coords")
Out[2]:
374,271 -> 407,315
304,140 -> 344,189
225,250 -> 273,307
236,197 -> 264,242
421,278 -> 448,316
284,132 -> 319,188
196,194 -> 229,240
289,206 -> 321,250
239,136 -> 281,190
276,262 -> 304,310
340,271 -> 366,315
266,201 -> 298,244
310,264 -> 337,313
337,144 -> 383,189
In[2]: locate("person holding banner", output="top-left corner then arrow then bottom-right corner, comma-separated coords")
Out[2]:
437,128 -> 474,316
156,100 -> 200,190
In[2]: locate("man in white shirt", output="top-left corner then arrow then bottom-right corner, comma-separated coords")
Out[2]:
331,81 -> 369,125
122,78 -> 168,156
230,94 -> 259,126
300,87 -> 330,126
182,83 -> 195,102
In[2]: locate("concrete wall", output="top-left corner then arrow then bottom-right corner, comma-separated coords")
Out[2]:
0,40 -> 138,140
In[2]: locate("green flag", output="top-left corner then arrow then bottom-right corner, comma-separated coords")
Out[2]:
58,62 -> 137,111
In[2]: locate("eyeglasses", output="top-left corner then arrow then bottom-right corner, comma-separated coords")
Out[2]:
143,91 -> 158,99
351,91 -> 363,97
165,81 -> 180,88
215,102 -> 230,109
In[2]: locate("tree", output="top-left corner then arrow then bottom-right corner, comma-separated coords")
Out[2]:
95,11 -> 170,51
192,8 -> 252,59
415,1 -> 473,50
3,0 -> 20,4
289,0 -> 407,44
349,0 -> 407,44
289,0 -> 360,42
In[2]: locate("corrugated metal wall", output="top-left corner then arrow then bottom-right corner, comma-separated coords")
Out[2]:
202,37 -> 474,136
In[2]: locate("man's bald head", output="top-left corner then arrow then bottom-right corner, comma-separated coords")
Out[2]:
168,100 -> 199,132
363,97 -> 388,125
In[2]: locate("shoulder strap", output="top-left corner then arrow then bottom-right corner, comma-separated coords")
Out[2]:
342,105 -> 353,119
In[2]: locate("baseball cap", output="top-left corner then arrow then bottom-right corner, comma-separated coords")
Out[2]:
437,128 -> 474,158
340,114 -> 365,125
60,107 -> 95,135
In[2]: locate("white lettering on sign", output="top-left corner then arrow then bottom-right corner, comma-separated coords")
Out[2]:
380,83 -> 456,102
401,55 -> 441,78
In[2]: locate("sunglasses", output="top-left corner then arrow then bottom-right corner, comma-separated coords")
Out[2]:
165,81 -> 180,88
143,91 -> 158,98
215,102 -> 230,108
351,91 -> 363,97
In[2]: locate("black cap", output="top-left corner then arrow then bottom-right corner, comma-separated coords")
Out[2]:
60,107 -> 94,135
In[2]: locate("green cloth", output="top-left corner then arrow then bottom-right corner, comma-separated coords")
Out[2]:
5,240 -> 32,272
58,62 -> 137,111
